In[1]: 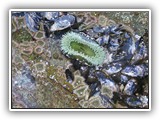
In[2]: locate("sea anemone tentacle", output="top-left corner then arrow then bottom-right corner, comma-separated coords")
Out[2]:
61,32 -> 106,66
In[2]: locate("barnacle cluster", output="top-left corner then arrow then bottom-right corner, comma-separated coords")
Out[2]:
106,11 -> 149,35
47,65 -> 75,94
12,28 -> 33,43
78,12 -> 97,31
72,71 -> 90,100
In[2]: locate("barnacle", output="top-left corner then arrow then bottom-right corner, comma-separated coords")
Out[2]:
98,15 -> 108,27
11,11 -> 149,109
47,65 -> 66,85
34,46 -> 43,55
20,46 -> 33,56
88,96 -> 103,108
13,55 -> 24,65
34,62 -> 46,73
78,99 -> 89,108
72,75 -> 86,89
34,31 -> 45,39
73,85 -> 89,99
12,28 -> 32,43
36,39 -> 45,47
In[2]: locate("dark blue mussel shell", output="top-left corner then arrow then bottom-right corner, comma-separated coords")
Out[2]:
12,12 -> 25,17
24,12 -> 42,32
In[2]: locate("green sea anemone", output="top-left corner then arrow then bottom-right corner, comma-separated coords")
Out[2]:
61,32 -> 106,66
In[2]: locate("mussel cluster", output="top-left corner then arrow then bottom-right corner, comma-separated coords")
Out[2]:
12,11 -> 149,108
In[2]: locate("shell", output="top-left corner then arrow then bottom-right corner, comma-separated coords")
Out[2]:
100,78 -> 119,98
125,96 -> 142,108
50,15 -> 75,31
43,12 -> 60,21
120,75 -> 128,84
65,69 -> 74,83
93,25 -> 105,33
24,12 -> 42,32
89,81 -> 101,97
96,35 -> 109,46
103,62 -> 122,75
110,25 -> 123,35
131,40 -> 148,64
12,12 -> 25,17
121,64 -> 148,77
12,11 -> 149,108
123,79 -> 137,95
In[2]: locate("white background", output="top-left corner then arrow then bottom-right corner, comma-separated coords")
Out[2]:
0,0 -> 159,119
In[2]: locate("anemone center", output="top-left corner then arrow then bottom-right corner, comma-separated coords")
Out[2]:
70,41 -> 95,57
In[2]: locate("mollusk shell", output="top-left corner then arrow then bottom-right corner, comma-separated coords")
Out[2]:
43,12 -> 60,21
50,15 -> 75,31
24,12 -> 42,32
123,79 -> 137,95
12,12 -> 25,17
121,64 -> 148,77
103,62 -> 122,75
